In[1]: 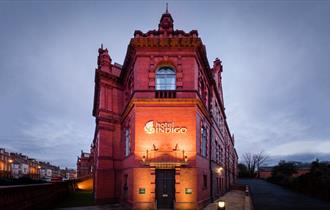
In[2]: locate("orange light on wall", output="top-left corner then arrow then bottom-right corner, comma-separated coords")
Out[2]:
77,178 -> 93,191
134,106 -> 197,161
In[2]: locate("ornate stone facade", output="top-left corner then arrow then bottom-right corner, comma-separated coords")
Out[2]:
91,10 -> 238,209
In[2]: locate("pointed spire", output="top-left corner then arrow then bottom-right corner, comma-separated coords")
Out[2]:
159,5 -> 174,33
97,44 -> 112,72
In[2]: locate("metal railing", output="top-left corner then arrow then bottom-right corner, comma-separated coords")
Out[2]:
155,90 -> 176,98
142,150 -> 187,168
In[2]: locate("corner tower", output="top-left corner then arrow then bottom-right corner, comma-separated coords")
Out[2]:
91,9 -> 238,209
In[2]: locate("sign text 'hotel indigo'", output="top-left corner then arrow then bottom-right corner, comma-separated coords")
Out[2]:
144,121 -> 187,134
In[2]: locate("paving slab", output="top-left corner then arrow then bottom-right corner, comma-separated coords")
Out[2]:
203,190 -> 246,210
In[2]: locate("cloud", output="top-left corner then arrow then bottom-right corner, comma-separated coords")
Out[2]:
1,116 -> 92,168
267,153 -> 330,166
1,2 -> 330,169
268,140 -> 330,156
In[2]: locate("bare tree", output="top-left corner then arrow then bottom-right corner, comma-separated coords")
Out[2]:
242,151 -> 269,177
242,153 -> 256,177
253,151 -> 269,178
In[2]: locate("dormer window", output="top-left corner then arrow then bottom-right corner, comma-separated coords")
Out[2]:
155,67 -> 176,90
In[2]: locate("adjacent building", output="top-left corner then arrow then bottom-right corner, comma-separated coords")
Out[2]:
77,150 -> 93,178
259,163 -> 311,179
0,148 -> 74,181
0,148 -> 11,178
8,153 -> 31,179
90,10 -> 238,209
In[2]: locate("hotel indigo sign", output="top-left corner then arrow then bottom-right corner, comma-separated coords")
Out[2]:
144,121 -> 187,134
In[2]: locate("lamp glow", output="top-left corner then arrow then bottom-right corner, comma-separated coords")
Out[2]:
217,166 -> 224,174
218,201 -> 225,210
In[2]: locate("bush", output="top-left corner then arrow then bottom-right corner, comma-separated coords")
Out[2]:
268,160 -> 330,201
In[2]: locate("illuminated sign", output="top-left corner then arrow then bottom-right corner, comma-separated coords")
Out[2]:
185,188 -> 192,194
144,121 -> 187,134
139,188 -> 146,194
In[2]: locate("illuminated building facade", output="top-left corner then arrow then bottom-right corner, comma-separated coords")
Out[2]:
91,10 -> 238,209
0,148 -> 64,180
0,148 -> 11,178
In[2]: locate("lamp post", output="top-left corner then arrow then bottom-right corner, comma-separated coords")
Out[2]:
8,159 -> 13,178
217,200 -> 225,210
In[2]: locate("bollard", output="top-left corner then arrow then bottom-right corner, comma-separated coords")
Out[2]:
245,185 -> 249,196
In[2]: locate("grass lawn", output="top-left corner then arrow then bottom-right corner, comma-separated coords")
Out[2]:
56,190 -> 95,208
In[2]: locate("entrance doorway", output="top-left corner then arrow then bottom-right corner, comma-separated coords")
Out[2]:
156,169 -> 175,209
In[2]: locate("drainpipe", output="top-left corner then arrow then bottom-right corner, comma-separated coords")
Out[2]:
209,126 -> 213,202
208,84 -> 213,203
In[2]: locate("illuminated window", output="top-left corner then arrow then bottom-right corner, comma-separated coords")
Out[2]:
125,128 -> 130,157
156,67 -> 176,90
201,127 -> 207,157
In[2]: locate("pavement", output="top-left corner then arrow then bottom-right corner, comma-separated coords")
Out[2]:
203,190 -> 249,210
55,190 -> 249,210
239,179 -> 330,210
55,204 -> 126,210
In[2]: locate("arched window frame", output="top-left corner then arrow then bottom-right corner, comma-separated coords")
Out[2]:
155,66 -> 176,90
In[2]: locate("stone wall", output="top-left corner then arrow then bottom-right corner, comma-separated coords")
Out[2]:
0,181 -> 74,210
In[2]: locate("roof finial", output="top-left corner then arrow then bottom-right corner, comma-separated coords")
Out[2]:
101,43 -> 103,49
166,2 -> 168,14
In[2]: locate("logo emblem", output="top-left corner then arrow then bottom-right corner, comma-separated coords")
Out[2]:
144,121 -> 155,134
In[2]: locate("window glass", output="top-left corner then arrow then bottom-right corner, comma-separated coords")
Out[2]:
201,127 -> 207,157
125,128 -> 130,157
156,67 -> 176,90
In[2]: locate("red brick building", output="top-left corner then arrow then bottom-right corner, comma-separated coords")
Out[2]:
77,150 -> 93,178
90,10 -> 238,209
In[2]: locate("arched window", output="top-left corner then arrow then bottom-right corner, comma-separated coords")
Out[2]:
155,67 -> 176,90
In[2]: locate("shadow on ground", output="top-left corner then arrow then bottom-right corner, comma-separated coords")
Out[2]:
55,190 -> 94,208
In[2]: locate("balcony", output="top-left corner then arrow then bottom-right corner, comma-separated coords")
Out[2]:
155,90 -> 176,98
142,149 -> 187,169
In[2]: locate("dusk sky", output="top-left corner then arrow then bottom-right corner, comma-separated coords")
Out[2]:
1,1 -> 329,168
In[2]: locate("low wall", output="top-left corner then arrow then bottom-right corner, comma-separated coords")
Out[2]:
0,181 -> 75,210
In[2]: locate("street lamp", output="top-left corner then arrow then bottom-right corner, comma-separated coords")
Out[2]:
217,200 -> 225,210
8,159 -> 13,178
